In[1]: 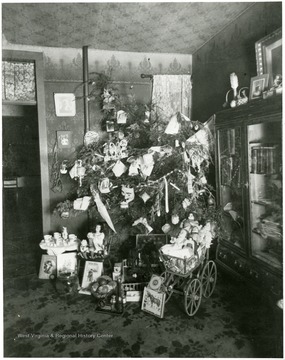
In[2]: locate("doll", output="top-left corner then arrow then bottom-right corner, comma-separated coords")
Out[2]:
79,239 -> 90,259
88,225 -> 105,258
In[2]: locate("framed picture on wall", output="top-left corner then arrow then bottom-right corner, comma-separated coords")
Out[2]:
249,74 -> 269,100
54,93 -> 76,117
255,27 -> 282,88
57,130 -> 73,149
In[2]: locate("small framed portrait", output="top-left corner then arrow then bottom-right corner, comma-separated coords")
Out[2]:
54,93 -> 76,117
39,254 -> 57,279
57,252 -> 77,277
141,287 -> 166,318
81,261 -> 103,290
106,120 -> 115,132
136,234 -> 169,250
57,130 -> 73,149
249,74 -> 269,100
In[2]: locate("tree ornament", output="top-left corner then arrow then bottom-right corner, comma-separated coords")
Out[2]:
132,217 -> 153,234
120,185 -> 135,208
98,178 -> 113,194
207,197 -> 215,206
117,110 -> 127,124
182,197 -> 191,210
171,214 -> 180,225
140,192 -> 150,203
162,223 -> 171,233
164,113 -> 180,134
60,160 -> 68,174
112,160 -> 127,177
84,131 -> 99,146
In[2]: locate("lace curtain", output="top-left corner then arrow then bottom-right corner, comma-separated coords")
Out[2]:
2,61 -> 36,101
151,75 -> 192,121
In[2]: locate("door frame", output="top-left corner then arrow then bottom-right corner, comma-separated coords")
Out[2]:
2,49 -> 51,233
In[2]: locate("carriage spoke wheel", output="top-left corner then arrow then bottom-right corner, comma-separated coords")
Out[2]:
161,272 -> 174,303
184,278 -> 202,316
201,260 -> 217,298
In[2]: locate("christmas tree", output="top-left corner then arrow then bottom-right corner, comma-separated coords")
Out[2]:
53,74 -> 221,261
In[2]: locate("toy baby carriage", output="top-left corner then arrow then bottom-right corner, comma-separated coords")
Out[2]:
159,242 -> 217,316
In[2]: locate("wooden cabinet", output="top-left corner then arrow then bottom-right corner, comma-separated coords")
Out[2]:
214,96 -> 282,299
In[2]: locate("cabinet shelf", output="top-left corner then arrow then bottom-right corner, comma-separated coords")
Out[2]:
251,199 -> 275,206
252,228 -> 281,243
215,99 -> 282,298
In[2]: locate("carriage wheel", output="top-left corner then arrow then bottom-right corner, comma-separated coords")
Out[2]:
160,271 -> 174,303
201,260 -> 217,298
184,278 -> 202,316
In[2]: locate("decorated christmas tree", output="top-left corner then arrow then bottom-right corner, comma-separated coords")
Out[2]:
53,74 -> 221,261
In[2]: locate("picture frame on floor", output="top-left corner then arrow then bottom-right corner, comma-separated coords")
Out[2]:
38,254 -> 57,279
80,261 -> 103,292
57,252 -> 77,277
141,287 -> 166,318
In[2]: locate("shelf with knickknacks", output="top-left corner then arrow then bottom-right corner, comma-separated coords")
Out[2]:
40,226 -> 80,256
223,72 -> 249,109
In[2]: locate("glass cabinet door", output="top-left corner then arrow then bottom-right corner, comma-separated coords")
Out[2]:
218,127 -> 246,250
247,121 -> 282,270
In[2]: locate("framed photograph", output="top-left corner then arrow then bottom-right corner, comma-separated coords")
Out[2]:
249,74 -> 269,100
81,261 -> 103,290
57,130 -> 73,149
54,93 -> 76,117
136,234 -> 169,250
57,252 -> 77,277
106,120 -> 115,132
255,28 -> 282,88
141,287 -> 166,318
39,254 -> 57,279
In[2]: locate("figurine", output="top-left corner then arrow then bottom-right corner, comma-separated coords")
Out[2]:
62,227 -> 68,240
79,239 -> 90,259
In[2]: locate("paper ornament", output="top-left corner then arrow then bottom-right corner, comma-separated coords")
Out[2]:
140,192 -> 150,203
73,196 -> 91,211
128,158 -> 140,176
112,160 -> 127,177
117,110 -> 128,124
164,113 -> 181,134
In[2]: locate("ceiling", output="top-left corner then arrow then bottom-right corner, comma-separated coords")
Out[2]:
2,2 -> 254,54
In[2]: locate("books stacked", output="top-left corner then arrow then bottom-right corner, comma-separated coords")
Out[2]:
251,145 -> 278,174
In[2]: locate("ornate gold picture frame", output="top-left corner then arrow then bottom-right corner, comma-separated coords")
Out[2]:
255,28 -> 282,88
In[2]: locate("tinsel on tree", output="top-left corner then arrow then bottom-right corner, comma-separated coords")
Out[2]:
53,74 -> 221,255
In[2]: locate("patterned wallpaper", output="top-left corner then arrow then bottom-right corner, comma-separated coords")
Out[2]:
2,2 -> 254,54
2,40 -> 192,231
192,2 -> 282,122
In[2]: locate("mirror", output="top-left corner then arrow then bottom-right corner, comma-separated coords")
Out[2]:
255,27 -> 282,88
